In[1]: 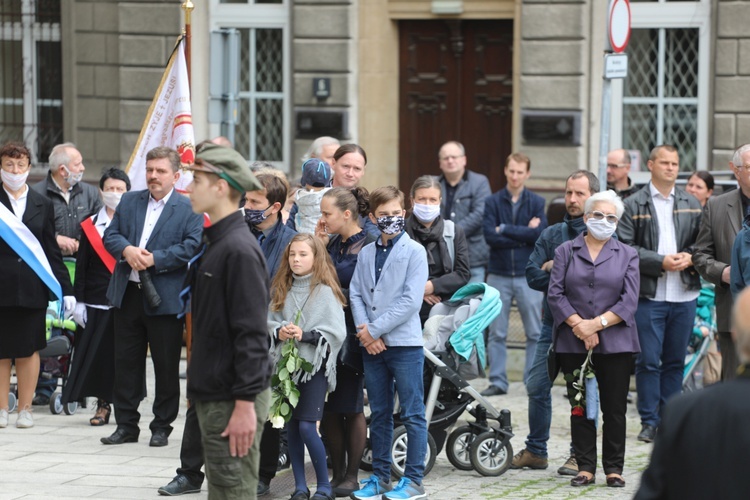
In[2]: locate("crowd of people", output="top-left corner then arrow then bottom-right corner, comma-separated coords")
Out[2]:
2,135 -> 750,499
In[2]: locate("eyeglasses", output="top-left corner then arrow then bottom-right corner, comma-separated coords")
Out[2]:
588,210 -> 619,224
606,163 -> 630,169
440,155 -> 465,162
736,164 -> 750,172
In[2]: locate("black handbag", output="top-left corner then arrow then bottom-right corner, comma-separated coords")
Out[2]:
338,332 -> 364,374
547,344 -> 560,382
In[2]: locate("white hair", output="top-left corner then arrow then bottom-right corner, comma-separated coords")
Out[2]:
584,189 -> 625,219
301,136 -> 340,163
48,142 -> 77,170
732,144 -> 750,168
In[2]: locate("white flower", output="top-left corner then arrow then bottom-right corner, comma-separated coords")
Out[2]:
270,415 -> 285,429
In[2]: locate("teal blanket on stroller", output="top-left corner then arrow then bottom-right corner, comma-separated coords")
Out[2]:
447,282 -> 502,369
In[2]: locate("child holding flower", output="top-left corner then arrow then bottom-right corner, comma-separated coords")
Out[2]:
268,233 -> 346,500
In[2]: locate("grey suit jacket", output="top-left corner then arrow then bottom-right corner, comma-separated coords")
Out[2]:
104,189 -> 203,316
692,188 -> 744,332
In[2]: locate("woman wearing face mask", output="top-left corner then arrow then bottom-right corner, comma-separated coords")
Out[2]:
547,190 -> 640,488
404,175 -> 471,326
61,168 -> 131,426
0,141 -> 74,429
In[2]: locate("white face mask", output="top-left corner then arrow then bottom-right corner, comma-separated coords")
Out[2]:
586,218 -> 617,241
1,170 -> 29,191
63,165 -> 83,187
101,191 -> 123,211
412,203 -> 441,223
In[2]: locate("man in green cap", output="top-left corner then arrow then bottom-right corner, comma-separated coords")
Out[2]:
183,143 -> 272,499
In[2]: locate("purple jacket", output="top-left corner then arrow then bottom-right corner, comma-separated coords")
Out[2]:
548,233 -> 641,355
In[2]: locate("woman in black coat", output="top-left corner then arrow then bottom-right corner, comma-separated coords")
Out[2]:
62,168 -> 131,425
0,141 -> 73,429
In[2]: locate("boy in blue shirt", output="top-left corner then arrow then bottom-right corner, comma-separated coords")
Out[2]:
349,186 -> 429,500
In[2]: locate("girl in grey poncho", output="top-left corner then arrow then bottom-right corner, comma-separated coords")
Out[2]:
268,234 -> 346,500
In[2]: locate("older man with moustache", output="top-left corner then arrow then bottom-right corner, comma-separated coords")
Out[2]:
101,146 -> 203,447
693,143 -> 750,380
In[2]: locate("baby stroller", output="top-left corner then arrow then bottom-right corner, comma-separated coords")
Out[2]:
40,301 -> 80,415
683,285 -> 719,392
361,283 -> 514,478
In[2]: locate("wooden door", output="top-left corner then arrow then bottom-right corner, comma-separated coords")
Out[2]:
398,20 -> 513,193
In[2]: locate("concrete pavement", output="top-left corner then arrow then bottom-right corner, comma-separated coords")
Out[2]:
0,354 -> 652,499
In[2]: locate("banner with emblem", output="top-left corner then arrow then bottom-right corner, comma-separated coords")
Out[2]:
126,36 -> 194,192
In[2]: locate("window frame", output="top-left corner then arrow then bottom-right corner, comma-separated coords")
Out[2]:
210,0 -> 290,169
610,0 -> 711,170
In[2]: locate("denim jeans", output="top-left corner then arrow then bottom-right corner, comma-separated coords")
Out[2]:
362,346 -> 427,484
635,298 -> 696,427
468,266 -> 486,284
486,274 -> 543,391
524,321 -> 553,457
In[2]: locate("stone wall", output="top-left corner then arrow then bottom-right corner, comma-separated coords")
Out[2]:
516,0 -> 591,187
291,0 -> 356,178
70,0 -> 180,179
713,1 -> 750,168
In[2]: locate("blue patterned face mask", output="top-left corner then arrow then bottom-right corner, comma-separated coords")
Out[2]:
244,206 -> 270,226
376,215 -> 405,235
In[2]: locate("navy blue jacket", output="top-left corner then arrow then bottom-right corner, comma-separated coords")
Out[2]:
255,216 -> 296,280
104,189 -> 204,316
483,187 -> 547,276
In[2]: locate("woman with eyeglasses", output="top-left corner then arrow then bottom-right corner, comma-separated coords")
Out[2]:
547,189 -> 641,488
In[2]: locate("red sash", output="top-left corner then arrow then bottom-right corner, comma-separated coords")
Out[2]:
80,216 -> 116,274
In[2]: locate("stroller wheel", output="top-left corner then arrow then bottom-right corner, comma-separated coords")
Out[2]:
50,391 -> 63,415
360,436 -> 373,472
389,425 -> 437,479
64,400 -> 78,415
8,391 -> 17,413
470,431 -> 512,477
446,425 -> 476,471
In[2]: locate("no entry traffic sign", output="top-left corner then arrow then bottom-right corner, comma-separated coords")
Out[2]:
608,0 -> 631,53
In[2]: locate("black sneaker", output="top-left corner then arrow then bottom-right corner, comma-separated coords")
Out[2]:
277,450 -> 290,471
637,424 -> 657,443
257,480 -> 271,496
158,475 -> 202,496
32,394 -> 50,406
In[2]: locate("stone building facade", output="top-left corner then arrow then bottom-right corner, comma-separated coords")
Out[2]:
1,0 -> 745,190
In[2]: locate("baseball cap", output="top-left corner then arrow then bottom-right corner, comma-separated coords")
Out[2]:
300,158 -> 332,188
189,143 -> 262,192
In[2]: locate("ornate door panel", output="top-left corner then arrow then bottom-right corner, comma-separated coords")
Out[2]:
398,20 -> 513,193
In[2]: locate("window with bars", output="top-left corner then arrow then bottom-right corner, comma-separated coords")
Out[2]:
0,0 -> 62,165
232,27 -> 285,162
623,28 -> 699,170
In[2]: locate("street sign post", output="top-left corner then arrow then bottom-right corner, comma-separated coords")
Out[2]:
599,0 -> 632,187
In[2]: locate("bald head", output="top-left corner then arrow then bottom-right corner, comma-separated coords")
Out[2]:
733,288 -> 750,363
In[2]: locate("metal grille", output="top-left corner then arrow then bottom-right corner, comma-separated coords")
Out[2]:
234,27 -> 284,162
0,0 -> 61,164
623,28 -> 699,170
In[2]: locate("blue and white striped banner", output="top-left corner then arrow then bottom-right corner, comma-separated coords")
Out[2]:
0,200 -> 62,301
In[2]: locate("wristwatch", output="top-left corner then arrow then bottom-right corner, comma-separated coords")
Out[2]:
600,315 -> 608,328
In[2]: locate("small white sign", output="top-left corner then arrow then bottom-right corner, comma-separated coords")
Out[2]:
604,53 -> 628,79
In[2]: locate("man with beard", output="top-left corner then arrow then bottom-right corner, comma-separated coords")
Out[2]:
512,170 -> 599,474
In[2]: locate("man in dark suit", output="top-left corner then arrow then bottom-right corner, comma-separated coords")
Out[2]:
693,143 -> 750,380
635,287 -> 750,500
101,146 -> 203,447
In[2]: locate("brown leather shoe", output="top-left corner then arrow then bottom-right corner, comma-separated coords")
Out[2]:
510,448 -> 548,469
607,475 -> 626,488
570,474 -> 595,487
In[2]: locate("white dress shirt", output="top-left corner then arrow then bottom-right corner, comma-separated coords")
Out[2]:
129,189 -> 173,282
3,184 -> 29,219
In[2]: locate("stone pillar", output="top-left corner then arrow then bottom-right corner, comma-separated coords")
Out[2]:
713,1 -> 750,167
71,1 -> 180,178
517,0 -> 591,186
291,0 -> 356,177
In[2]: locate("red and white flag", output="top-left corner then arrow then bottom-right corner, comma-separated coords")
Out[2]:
126,36 -> 194,192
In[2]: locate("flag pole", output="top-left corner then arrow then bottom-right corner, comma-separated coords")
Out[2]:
182,0 -> 194,90
181,0 -> 195,370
